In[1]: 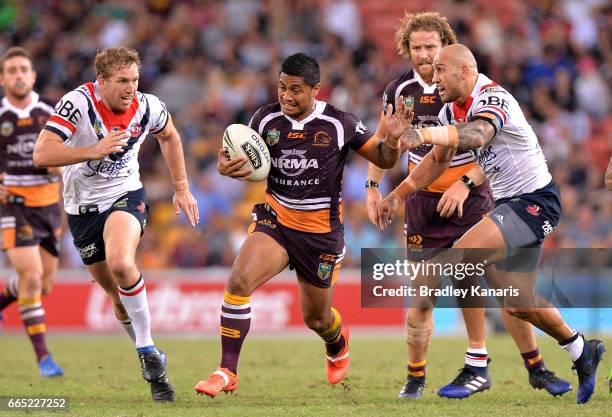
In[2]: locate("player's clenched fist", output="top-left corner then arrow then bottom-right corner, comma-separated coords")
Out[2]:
89,130 -> 130,159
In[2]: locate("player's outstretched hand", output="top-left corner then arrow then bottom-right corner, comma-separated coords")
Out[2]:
216,148 -> 252,179
437,179 -> 470,218
0,172 -> 7,204
375,192 -> 402,232
173,188 -> 199,227
365,187 -> 382,226
90,130 -> 130,160
382,96 -> 414,146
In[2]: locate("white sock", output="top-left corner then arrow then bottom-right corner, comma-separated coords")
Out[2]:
561,331 -> 584,361
117,276 -> 154,349
465,347 -> 488,367
120,319 -> 136,343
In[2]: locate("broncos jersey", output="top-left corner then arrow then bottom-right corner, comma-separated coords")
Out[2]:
0,92 -> 59,206
438,74 -> 551,200
43,82 -> 168,215
249,100 -> 372,233
383,69 -> 477,192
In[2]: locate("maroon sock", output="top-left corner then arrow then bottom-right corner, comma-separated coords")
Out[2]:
521,348 -> 544,370
19,299 -> 49,361
219,293 -> 251,374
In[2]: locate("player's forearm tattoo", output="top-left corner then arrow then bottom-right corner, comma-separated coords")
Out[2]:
455,121 -> 490,151
400,128 -> 421,149
380,139 -> 400,167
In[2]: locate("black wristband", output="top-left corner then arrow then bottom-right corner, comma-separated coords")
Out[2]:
365,180 -> 380,189
460,175 -> 476,190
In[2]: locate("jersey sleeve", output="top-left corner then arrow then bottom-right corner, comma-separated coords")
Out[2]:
43,90 -> 87,141
145,93 -> 169,134
381,79 -> 399,114
344,111 -> 371,150
469,87 -> 510,136
248,105 -> 267,135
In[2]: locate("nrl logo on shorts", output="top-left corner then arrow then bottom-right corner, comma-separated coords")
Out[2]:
266,128 -> 280,146
113,198 -> 128,208
317,262 -> 332,280
1,121 -> 13,136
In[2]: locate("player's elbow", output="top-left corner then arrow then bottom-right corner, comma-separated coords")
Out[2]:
32,147 -> 46,168
33,142 -> 53,168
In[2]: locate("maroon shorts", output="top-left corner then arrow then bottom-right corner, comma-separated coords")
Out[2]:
404,184 -> 493,252
250,203 -> 344,288
0,203 -> 62,257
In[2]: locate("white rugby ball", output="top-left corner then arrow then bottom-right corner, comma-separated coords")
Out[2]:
222,124 -> 271,182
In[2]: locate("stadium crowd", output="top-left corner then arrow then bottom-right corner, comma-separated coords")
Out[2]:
0,0 -> 609,268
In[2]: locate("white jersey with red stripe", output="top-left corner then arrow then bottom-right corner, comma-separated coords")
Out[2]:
438,74 -> 551,200
43,82 -> 168,215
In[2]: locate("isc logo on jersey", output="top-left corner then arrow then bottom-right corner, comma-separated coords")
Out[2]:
223,124 -> 271,182
272,149 -> 318,177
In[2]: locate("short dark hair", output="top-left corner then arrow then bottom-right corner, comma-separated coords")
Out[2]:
280,53 -> 320,86
0,47 -> 33,72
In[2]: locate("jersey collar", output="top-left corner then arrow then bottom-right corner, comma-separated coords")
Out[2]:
283,100 -> 326,130
1,91 -> 40,118
413,70 -> 437,94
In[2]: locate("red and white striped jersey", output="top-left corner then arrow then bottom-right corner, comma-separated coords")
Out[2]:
438,74 -> 551,200
43,82 -> 168,215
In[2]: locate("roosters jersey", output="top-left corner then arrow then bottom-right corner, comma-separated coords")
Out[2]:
383,69 -> 477,193
249,100 -> 371,233
0,92 -> 59,207
438,74 -> 552,200
43,82 -> 168,215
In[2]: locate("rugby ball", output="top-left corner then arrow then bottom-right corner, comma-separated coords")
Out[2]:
222,124 -> 271,182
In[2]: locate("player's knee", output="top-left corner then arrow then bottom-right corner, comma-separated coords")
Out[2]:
406,307 -> 432,325
302,313 -> 328,333
505,307 -> 534,321
17,270 -> 42,295
106,255 -> 136,279
227,269 -> 254,296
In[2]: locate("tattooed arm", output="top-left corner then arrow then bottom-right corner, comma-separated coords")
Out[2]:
454,119 -> 496,151
400,119 -> 496,151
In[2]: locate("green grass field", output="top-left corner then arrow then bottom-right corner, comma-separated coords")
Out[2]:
0,334 -> 610,417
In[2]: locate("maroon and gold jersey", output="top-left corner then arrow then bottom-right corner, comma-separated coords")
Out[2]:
383,69 -> 477,193
0,92 -> 59,206
249,100 -> 371,233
